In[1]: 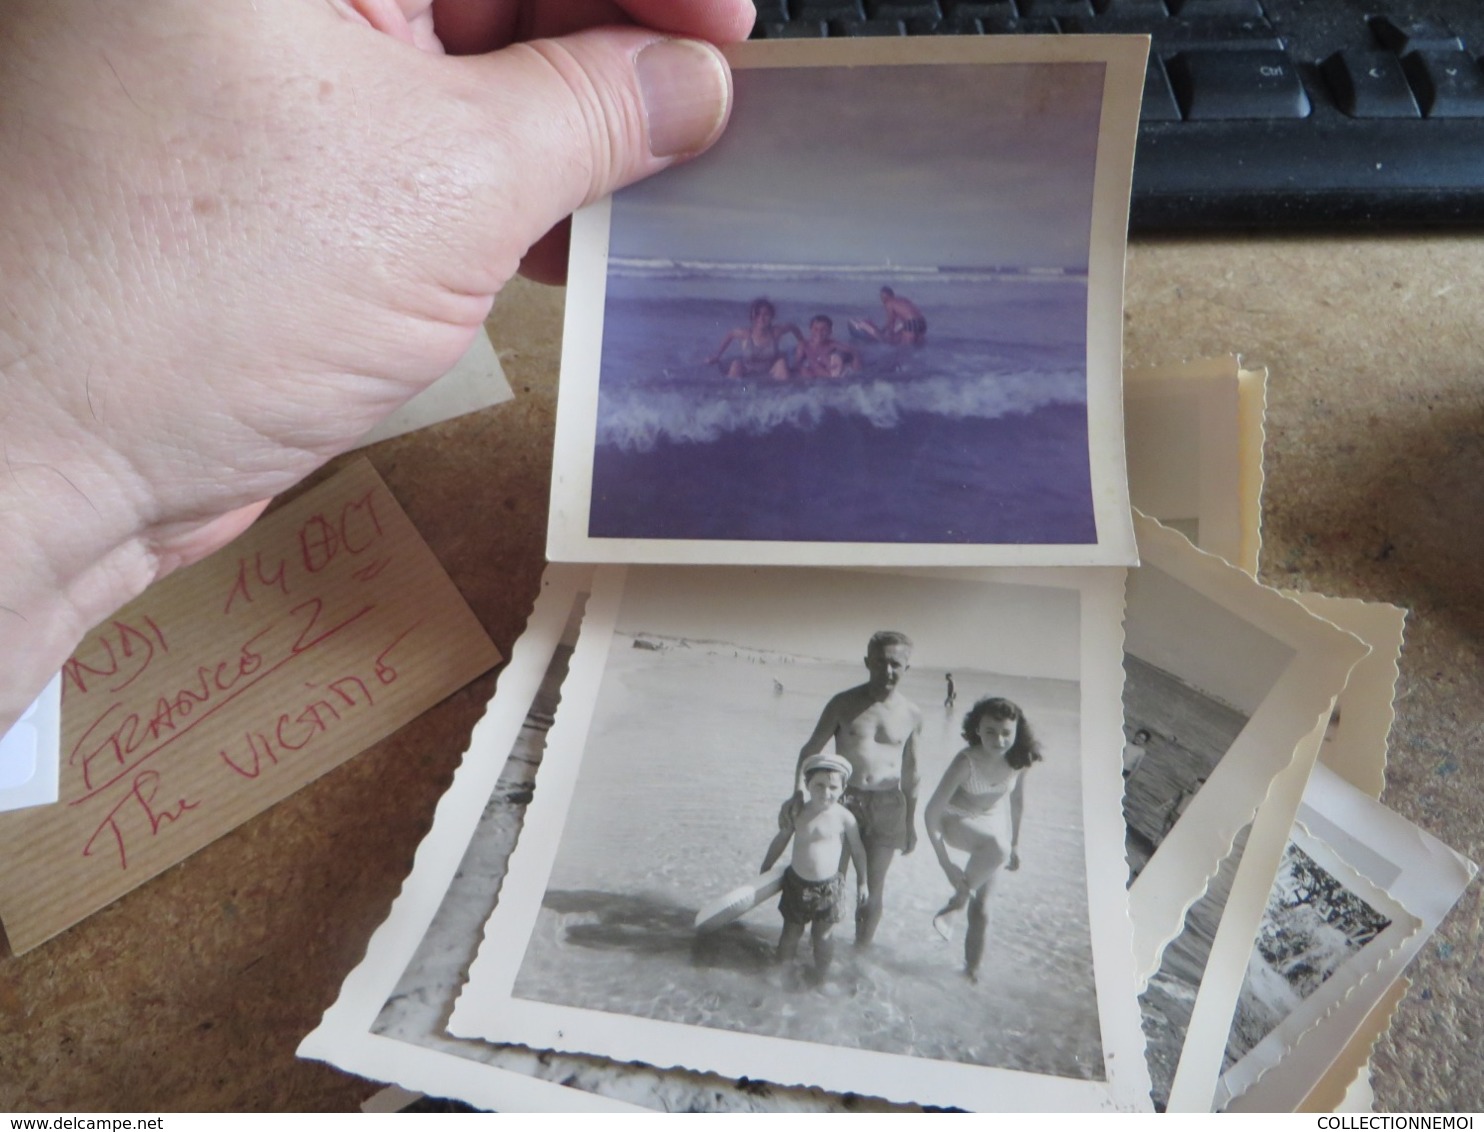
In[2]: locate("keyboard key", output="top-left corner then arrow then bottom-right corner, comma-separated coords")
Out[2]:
1165,49 -> 1310,118
941,0 -> 1014,14
1322,51 -> 1421,118
910,14 -> 987,31
1402,50 -> 1484,118
1062,12 -> 1281,53
865,0 -> 942,17
983,15 -> 1061,32
1095,0 -> 1169,15
830,17 -> 908,33
1018,0 -> 1092,16
752,0 -> 791,22
1369,16 -> 1464,56
1142,56 -> 1183,120
794,0 -> 865,19
758,19 -> 829,36
1170,0 -> 1264,17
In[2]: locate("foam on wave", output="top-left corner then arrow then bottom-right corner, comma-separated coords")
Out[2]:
596,368 -> 1084,452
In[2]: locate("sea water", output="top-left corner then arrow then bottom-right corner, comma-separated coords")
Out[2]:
513,642 -> 1104,1082
588,269 -> 1096,546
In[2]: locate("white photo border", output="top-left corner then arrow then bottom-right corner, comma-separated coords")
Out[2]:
547,36 -> 1145,569
1126,513 -> 1369,985
449,563 -> 1151,1112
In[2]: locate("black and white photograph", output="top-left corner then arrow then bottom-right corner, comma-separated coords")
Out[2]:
1225,840 -> 1394,1073
548,36 -> 1144,569
1138,826 -> 1252,1110
1213,819 -> 1417,1111
1219,764 -> 1476,1113
449,564 -> 1148,1111
296,566 -> 636,1113
1123,516 -> 1368,983
1121,655 -> 1256,883
346,572 -> 912,1112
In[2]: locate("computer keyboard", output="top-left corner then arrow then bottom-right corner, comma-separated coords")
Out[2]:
749,1 -> 1484,231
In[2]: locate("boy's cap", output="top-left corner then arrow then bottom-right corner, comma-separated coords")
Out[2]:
801,753 -> 853,782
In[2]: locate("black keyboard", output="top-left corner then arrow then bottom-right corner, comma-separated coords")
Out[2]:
750,0 -> 1484,231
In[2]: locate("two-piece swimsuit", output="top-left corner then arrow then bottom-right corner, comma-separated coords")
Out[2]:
943,753 -> 1017,825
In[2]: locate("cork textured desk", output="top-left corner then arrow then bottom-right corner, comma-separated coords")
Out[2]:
2,235 -> 1480,1113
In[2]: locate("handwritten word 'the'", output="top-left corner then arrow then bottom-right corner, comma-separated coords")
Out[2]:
224,488 -> 388,615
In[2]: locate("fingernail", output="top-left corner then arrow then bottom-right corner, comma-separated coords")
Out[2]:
636,39 -> 731,159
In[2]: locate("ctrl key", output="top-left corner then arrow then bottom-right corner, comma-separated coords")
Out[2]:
1166,50 -> 1311,120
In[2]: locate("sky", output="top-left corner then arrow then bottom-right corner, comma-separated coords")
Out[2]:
1125,565 -> 1296,714
609,61 -> 1106,273
614,566 -> 1083,681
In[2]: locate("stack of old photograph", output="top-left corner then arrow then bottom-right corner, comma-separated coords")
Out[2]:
298,37 -> 1476,1113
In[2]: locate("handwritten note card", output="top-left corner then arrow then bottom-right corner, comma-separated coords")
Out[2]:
0,459 -> 501,954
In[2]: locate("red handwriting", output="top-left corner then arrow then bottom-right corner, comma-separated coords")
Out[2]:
223,551 -> 289,614
82,770 -> 201,870
220,675 -> 378,778
68,628 -> 270,794
62,616 -> 169,697
75,611 -> 393,871
223,488 -> 387,613
219,623 -> 416,779
68,602 -> 373,805
301,489 -> 384,573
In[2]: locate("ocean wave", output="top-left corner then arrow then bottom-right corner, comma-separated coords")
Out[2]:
595,369 -> 1085,452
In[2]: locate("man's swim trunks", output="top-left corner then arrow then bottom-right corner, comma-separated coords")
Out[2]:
779,866 -> 846,926
844,786 -> 908,852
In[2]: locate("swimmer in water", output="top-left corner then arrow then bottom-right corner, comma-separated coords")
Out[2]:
708,297 -> 803,381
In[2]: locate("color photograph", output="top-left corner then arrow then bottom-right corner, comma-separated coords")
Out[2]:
549,38 -> 1145,568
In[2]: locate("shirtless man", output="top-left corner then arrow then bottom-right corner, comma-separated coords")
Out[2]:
854,286 -> 927,347
786,629 -> 922,946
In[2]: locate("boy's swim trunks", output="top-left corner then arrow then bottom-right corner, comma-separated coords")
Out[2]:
843,786 -> 908,852
779,866 -> 845,926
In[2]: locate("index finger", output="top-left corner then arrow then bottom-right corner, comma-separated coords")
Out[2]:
432,0 -> 754,54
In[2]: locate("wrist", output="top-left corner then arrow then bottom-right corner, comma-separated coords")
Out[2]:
0,369 -> 159,732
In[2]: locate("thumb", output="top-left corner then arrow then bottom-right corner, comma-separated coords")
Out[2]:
451,27 -> 732,274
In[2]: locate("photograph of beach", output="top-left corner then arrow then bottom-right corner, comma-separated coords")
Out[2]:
487,567 -> 1113,1084
549,39 -> 1147,568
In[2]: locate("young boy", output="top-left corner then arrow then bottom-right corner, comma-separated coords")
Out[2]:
761,752 -> 868,982
787,629 -> 921,946
794,314 -> 860,378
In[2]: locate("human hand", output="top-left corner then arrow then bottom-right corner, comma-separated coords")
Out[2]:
1008,849 -> 1021,871
0,0 -> 750,730
778,793 -> 804,831
903,823 -> 918,854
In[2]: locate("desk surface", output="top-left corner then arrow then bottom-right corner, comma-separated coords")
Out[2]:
3,236 -> 1480,1113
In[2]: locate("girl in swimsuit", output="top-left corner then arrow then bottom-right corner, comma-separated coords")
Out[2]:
707,297 -> 803,381
922,695 -> 1042,982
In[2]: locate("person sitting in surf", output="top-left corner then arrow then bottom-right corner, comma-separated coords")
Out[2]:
707,297 -> 803,381
760,752 -> 868,984
794,314 -> 861,378
852,286 -> 927,347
